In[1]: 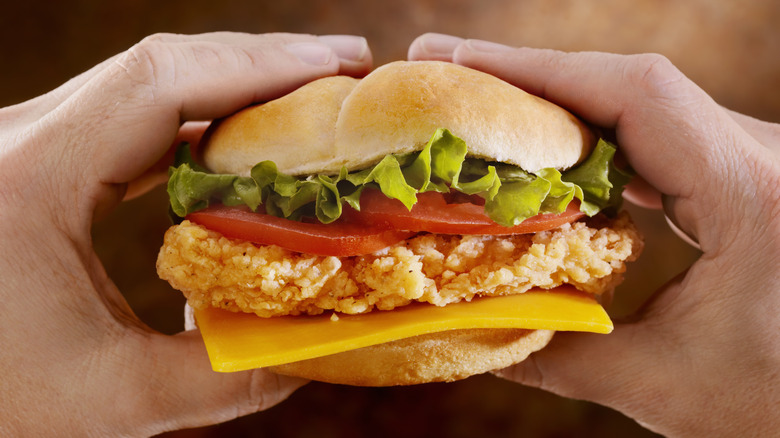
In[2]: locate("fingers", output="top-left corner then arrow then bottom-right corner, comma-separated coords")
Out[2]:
409,33 -> 777,250
101,33 -> 368,182
725,108 -> 780,155
0,55 -> 126,134
412,34 -> 708,193
13,33 -> 371,129
123,121 -> 211,200
318,34 -> 374,77
407,32 -> 463,62
30,33 -> 371,216
410,32 -> 665,214
623,175 -> 663,210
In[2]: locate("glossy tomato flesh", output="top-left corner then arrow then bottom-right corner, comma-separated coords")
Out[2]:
185,189 -> 585,256
341,189 -> 586,235
186,205 -> 416,256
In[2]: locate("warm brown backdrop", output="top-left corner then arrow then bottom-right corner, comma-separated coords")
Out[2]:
3,1 -> 778,436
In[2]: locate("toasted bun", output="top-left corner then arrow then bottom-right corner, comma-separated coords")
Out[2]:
269,328 -> 554,386
202,61 -> 595,176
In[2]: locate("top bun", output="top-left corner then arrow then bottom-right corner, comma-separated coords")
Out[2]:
202,61 -> 595,176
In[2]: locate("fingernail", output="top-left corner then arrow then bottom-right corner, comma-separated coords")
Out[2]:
465,39 -> 514,53
419,33 -> 463,57
285,42 -> 333,65
318,35 -> 369,62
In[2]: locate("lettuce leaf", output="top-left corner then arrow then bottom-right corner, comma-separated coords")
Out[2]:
167,129 -> 630,227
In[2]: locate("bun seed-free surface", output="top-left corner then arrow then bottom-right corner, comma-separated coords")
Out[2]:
269,328 -> 555,386
202,61 -> 595,176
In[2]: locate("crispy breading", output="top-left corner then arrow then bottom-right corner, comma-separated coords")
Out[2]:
156,213 -> 642,317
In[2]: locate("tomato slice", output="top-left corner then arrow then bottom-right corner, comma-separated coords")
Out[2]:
186,205 -> 416,257
342,189 -> 586,234
185,190 -> 585,256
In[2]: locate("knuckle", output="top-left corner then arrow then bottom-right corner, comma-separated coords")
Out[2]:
190,43 -> 265,74
114,35 -> 177,91
191,43 -> 243,69
626,53 -> 686,99
139,32 -> 179,44
492,356 -> 545,388
246,369 -> 268,412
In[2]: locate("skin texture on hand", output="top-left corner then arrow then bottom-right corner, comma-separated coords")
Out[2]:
409,33 -> 780,437
0,32 -> 372,437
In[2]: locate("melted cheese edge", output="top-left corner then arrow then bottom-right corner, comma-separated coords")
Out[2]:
195,287 -> 612,372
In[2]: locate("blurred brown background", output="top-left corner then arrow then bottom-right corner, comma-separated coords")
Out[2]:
3,0 -> 778,437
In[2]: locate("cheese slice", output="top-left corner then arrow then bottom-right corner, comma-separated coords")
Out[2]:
196,286 -> 612,373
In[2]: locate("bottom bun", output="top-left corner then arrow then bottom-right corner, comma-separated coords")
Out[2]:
269,328 -> 555,386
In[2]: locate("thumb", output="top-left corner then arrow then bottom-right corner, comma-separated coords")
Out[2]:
121,329 -> 307,435
495,322 -> 664,408
494,277 -> 689,431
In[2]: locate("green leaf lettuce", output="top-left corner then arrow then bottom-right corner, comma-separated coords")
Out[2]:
167,129 -> 630,227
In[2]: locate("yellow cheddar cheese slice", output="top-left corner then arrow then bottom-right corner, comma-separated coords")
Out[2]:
195,287 -> 612,373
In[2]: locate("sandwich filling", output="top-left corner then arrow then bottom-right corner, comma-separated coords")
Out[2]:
158,129 -> 641,318
157,212 -> 641,318
156,62 -> 645,379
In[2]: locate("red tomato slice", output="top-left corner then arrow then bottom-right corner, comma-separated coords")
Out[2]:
185,190 -> 585,257
342,189 -> 585,234
186,205 -> 416,257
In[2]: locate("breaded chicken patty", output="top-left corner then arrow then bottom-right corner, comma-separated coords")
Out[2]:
157,213 -> 642,318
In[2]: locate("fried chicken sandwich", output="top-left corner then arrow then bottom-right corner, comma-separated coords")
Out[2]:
157,60 -> 643,386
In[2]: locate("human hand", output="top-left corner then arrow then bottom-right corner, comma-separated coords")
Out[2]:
0,32 -> 371,437
409,33 -> 779,436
